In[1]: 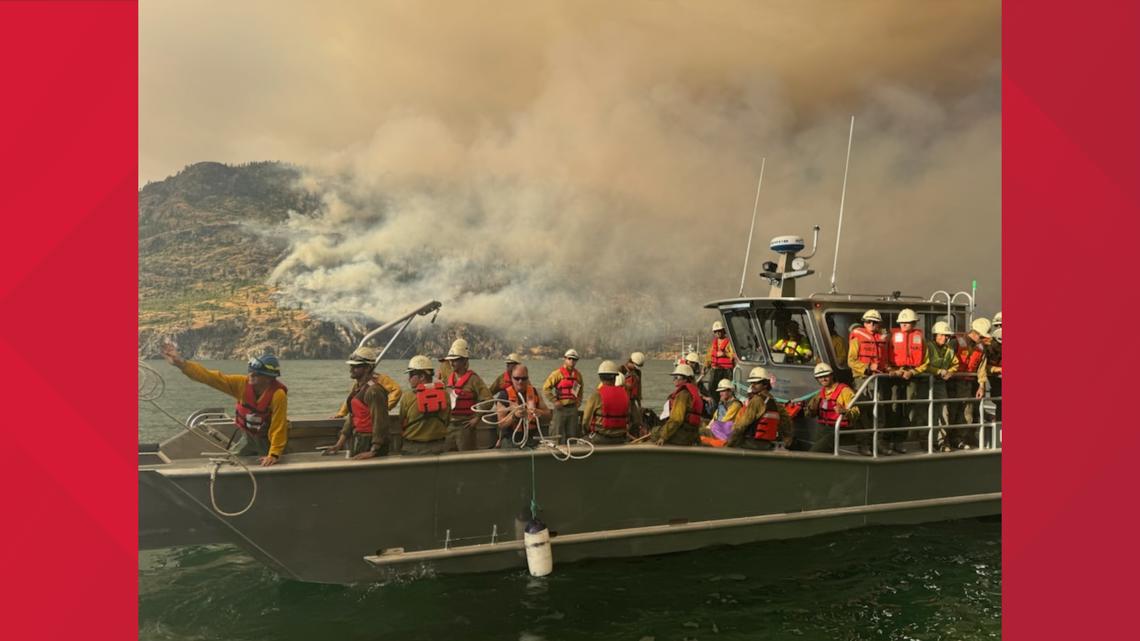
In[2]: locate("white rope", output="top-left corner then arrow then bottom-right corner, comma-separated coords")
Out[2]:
471,397 -> 594,460
139,360 -> 259,517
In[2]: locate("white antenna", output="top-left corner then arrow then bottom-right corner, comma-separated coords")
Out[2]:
828,116 -> 855,294
738,158 -> 766,297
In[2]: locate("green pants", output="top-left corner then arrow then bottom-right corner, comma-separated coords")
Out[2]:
588,430 -> 628,446
349,433 -> 387,457
400,439 -> 447,456
229,431 -> 269,458
657,423 -> 699,446
446,419 -> 477,451
550,406 -> 581,441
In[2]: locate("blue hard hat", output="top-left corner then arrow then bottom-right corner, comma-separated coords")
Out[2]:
248,353 -> 281,377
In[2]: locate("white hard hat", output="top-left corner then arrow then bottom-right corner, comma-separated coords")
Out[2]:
614,372 -> 625,387
629,351 -> 646,367
671,363 -> 695,378
897,308 -> 918,324
712,320 -> 725,332
597,360 -> 621,376
445,339 -> 470,359
506,352 -> 522,364
564,349 -> 580,360
931,321 -> 954,336
971,318 -> 992,338
862,309 -> 883,322
746,366 -> 770,383
406,355 -> 434,372
346,346 -> 380,365
992,327 -> 1002,343
716,378 -> 734,393
813,362 -> 834,378
686,351 -> 701,364
992,311 -> 1002,328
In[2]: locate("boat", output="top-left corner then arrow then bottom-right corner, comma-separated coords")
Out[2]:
138,230 -> 1001,584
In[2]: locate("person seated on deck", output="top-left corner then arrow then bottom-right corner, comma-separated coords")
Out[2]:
807,362 -> 864,455
493,364 -> 551,447
771,322 -> 814,364
651,364 -> 705,446
700,378 -> 745,447
399,355 -> 451,456
325,347 -> 390,459
581,360 -> 636,445
161,342 -> 287,466
620,352 -> 646,436
684,351 -> 714,415
727,368 -> 792,450
488,353 -> 523,396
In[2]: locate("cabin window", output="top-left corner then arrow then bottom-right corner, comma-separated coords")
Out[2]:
823,311 -> 862,368
722,309 -> 766,363
756,308 -> 815,366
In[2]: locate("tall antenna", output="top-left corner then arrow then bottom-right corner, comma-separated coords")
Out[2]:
828,116 -> 855,294
738,157 -> 766,297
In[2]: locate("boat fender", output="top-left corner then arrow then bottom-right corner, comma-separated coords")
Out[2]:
524,519 -> 552,577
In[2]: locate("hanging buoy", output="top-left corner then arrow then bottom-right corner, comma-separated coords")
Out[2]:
524,519 -> 553,577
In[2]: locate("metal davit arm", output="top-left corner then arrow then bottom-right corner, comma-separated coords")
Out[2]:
355,300 -> 442,360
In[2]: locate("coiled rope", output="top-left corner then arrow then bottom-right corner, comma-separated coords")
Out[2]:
139,360 -> 258,517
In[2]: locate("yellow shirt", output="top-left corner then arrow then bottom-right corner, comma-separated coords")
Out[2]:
398,388 -> 450,442
179,361 -> 289,457
705,339 -> 737,368
542,367 -> 583,407
807,383 -> 860,423
580,385 -> 636,434
658,386 -> 696,443
445,368 -> 491,424
727,394 -> 790,446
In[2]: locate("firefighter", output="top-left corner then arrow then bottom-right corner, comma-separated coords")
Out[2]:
621,352 -> 646,435
886,308 -> 928,454
542,349 -> 584,442
488,353 -> 523,396
652,364 -> 704,446
771,321 -> 813,364
927,322 -> 960,451
705,321 -> 736,395
847,309 -> 888,452
701,379 -> 744,447
807,362 -> 863,455
398,355 -> 451,456
950,318 -> 990,448
976,326 -> 1003,427
580,360 -> 635,445
325,347 -> 390,459
728,368 -> 791,450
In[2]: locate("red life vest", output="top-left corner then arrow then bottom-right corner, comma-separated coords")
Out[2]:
555,367 -> 582,402
851,326 -> 888,370
594,385 -> 631,431
748,396 -> 781,442
505,383 -> 541,406
956,336 -> 984,373
347,382 -> 381,434
414,382 -> 448,414
624,370 -> 642,402
447,370 -> 477,417
710,337 -> 734,369
234,379 -> 287,436
499,370 -> 511,390
890,328 -> 925,368
668,382 -> 705,427
816,383 -> 851,428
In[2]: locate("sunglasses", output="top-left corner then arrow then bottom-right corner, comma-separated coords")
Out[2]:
512,376 -> 529,381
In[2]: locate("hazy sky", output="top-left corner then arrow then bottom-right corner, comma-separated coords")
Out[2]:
140,0 -> 1001,340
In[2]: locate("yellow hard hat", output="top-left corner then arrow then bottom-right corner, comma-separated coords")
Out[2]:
506,352 -> 522,364
971,318 -> 992,338
346,346 -> 380,365
406,355 -> 434,372
746,367 -> 770,383
716,378 -> 734,392
931,321 -> 954,336
597,360 -> 621,376
813,362 -> 834,378
897,308 -> 918,324
671,363 -> 695,378
862,309 -> 883,322
446,339 -> 470,359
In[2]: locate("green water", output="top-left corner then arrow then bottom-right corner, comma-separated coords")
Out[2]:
138,359 -> 1001,640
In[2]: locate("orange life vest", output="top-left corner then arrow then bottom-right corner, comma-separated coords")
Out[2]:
851,326 -> 888,370
816,383 -> 851,428
890,328 -> 925,368
498,370 -> 511,390
234,379 -> 287,436
710,337 -> 734,369
447,370 -> 477,417
347,382 -> 380,434
956,336 -> 984,373
747,396 -> 781,442
555,367 -> 582,402
414,382 -> 448,414
505,383 -> 540,406
668,382 -> 705,427
593,385 -> 631,431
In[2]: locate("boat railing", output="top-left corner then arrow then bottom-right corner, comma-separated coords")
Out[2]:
834,372 -> 1001,457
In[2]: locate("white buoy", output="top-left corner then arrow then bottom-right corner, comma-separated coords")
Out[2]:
524,520 -> 552,577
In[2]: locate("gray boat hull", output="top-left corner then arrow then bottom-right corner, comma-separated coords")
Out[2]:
140,445 -> 1000,584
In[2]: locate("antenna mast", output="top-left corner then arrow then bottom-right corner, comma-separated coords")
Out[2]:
828,116 -> 855,294
738,158 -> 766,297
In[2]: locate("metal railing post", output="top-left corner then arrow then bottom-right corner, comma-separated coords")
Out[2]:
927,373 -> 935,454
872,377 -> 879,458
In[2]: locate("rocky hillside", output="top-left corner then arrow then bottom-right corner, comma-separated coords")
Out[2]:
139,161 -> 685,360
